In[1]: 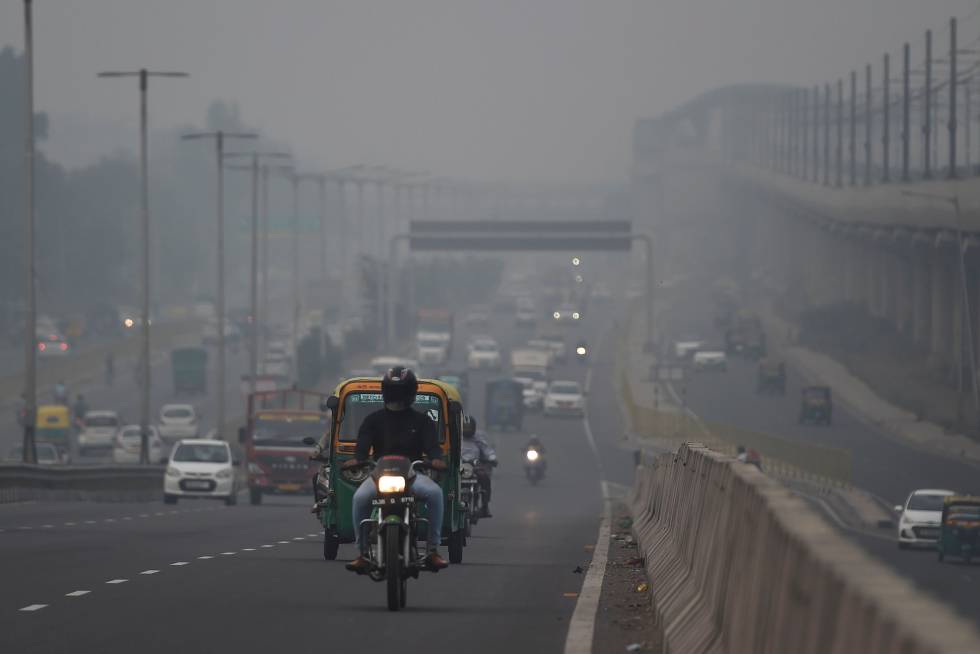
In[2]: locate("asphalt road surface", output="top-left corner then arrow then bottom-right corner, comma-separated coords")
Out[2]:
662,285 -> 980,627
1,301 -> 634,652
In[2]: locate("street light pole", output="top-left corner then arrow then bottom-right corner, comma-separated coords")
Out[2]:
225,152 -> 290,398
98,67 -> 188,464
182,131 -> 257,441
21,0 -> 37,464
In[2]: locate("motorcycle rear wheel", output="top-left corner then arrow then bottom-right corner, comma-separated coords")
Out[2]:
386,523 -> 403,611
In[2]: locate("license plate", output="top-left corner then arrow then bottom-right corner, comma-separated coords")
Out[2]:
184,480 -> 211,490
278,483 -> 301,492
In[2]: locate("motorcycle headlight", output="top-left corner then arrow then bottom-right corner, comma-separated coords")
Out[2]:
576,346 -> 587,355
378,475 -> 406,494
166,466 -> 182,478
460,463 -> 474,478
215,468 -> 233,479
526,449 -> 540,462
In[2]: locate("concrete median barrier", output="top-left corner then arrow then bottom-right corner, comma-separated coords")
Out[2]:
0,463 -> 164,503
630,443 -> 980,653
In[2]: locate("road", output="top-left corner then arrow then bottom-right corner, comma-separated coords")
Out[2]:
0,300 -> 634,652
662,285 -> 980,626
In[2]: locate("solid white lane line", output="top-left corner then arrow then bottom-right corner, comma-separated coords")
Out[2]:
65,590 -> 90,597
19,604 -> 47,612
170,562 -> 189,566
139,570 -> 160,575
197,555 -> 214,560
105,579 -> 128,585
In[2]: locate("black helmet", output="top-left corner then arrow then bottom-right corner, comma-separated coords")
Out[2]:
381,366 -> 418,409
463,415 -> 476,439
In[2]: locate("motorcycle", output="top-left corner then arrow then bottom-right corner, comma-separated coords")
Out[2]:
349,456 -> 438,611
459,459 -> 480,536
524,446 -> 546,485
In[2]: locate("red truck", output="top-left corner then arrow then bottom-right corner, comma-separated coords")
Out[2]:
239,388 -> 329,505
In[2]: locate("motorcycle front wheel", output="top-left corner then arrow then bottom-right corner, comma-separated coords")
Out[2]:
386,523 -> 403,611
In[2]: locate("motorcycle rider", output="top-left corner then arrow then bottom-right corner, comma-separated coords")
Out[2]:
524,434 -> 547,465
462,415 -> 497,518
53,380 -> 69,406
345,367 -> 448,572
72,394 -> 89,425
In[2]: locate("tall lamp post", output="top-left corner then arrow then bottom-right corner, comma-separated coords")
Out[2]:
225,152 -> 290,397
21,0 -> 37,463
182,131 -> 258,442
98,67 -> 188,464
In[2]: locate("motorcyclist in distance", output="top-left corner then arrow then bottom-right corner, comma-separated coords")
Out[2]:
462,415 -> 497,518
344,367 -> 448,572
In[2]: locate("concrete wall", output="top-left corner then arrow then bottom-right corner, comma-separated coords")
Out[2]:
630,443 -> 980,653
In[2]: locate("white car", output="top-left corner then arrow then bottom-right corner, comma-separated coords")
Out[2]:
674,338 -> 704,360
113,425 -> 166,464
164,439 -> 237,505
467,339 -> 501,370
77,411 -> 122,455
417,338 -> 449,366
543,380 -> 586,417
464,307 -> 491,326
158,404 -> 200,444
693,349 -> 728,371
896,489 -> 955,549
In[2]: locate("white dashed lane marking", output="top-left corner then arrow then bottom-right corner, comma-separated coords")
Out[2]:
197,556 -> 214,560
242,548 -> 256,551
65,591 -> 90,597
277,540 -> 289,544
220,552 -> 236,556
260,544 -> 273,548
170,562 -> 189,567
19,604 -> 47,612
105,579 -> 128,585
140,570 -> 159,575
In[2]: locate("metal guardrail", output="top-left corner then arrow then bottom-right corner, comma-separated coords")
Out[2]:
0,463 -> 164,504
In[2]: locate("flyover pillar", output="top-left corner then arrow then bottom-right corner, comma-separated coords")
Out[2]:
930,253 -> 953,363
911,251 -> 931,348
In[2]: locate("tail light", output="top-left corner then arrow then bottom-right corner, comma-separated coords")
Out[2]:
59,342 -> 68,351
38,342 -> 46,351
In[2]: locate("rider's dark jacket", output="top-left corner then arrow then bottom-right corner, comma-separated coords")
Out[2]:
355,407 -> 442,462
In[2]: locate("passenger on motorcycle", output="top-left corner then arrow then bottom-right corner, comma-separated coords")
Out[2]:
345,367 -> 448,572
462,415 -> 497,517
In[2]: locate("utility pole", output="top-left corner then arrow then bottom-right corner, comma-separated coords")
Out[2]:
837,78 -> 844,187
182,131 -> 257,441
824,81 -> 831,185
97,68 -> 188,464
21,0 -> 36,464
865,63 -> 873,186
883,54 -> 890,182
925,29 -> 933,178
803,87 -> 810,180
903,43 -> 911,181
850,70 -> 857,185
949,17 -> 958,178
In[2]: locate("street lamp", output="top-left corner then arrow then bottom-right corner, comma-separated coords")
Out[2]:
181,131 -> 258,442
98,67 -> 188,464
225,151 -> 290,397
21,0 -> 37,463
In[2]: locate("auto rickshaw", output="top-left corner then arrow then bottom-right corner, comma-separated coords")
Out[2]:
799,385 -> 833,425
484,377 -> 524,431
937,496 -> 980,563
36,404 -> 72,457
171,347 -> 208,394
756,359 -> 786,395
315,377 -> 468,564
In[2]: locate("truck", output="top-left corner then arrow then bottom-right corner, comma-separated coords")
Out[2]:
416,308 -> 454,358
239,388 -> 330,505
510,347 -> 551,382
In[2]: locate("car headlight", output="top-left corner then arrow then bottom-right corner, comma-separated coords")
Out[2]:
526,449 -> 540,462
378,475 -> 406,494
215,468 -> 233,479
572,312 -> 580,320
166,466 -> 182,478
247,462 -> 264,475
553,312 -> 561,319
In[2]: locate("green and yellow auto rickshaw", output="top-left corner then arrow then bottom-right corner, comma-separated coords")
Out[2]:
937,495 -> 980,563
313,377 -> 467,564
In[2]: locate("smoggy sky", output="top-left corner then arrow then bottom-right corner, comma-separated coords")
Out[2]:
0,1 -> 976,183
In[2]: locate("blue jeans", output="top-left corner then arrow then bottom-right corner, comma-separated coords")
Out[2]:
353,473 -> 444,553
